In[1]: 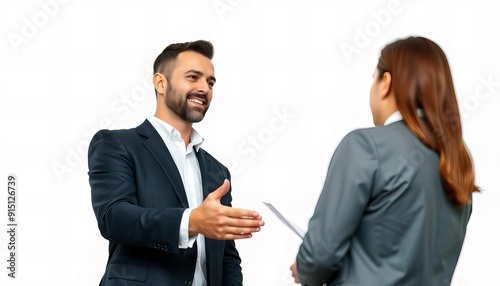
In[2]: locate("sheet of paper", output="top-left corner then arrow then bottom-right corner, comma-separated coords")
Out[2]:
263,202 -> 306,239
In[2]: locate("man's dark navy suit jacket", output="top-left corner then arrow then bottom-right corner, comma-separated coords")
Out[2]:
88,119 -> 242,286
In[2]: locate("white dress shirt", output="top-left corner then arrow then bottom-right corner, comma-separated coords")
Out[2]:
383,109 -> 425,126
147,115 -> 207,286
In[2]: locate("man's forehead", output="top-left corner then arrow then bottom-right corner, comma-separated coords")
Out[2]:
175,51 -> 214,72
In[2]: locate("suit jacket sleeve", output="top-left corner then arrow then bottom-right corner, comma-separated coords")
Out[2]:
296,130 -> 382,285
88,129 -> 184,253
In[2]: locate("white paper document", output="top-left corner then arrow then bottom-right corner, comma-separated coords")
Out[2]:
263,202 -> 306,239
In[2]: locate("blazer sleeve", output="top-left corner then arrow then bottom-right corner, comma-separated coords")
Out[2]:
296,130 -> 382,285
88,129 -> 184,254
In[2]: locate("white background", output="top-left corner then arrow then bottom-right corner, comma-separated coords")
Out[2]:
1,0 -> 499,285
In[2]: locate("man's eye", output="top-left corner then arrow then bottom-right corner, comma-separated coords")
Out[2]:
187,75 -> 197,80
208,81 -> 215,88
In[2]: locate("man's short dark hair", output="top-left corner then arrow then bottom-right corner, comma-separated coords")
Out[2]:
153,40 -> 214,77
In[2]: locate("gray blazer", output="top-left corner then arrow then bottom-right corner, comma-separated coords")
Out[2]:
297,121 -> 472,286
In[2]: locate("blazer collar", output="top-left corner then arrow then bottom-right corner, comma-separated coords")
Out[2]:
137,120 -> 189,207
137,119 -> 216,206
146,115 -> 205,152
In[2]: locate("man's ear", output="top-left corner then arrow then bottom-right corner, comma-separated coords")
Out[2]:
153,73 -> 168,96
380,71 -> 392,99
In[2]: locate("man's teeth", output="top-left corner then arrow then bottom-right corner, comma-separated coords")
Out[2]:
189,99 -> 204,105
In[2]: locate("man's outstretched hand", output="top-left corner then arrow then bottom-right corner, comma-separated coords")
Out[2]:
189,179 -> 264,240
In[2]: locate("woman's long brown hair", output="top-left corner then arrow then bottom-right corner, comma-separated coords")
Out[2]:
377,36 -> 479,207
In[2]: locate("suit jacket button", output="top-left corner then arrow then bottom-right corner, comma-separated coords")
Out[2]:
184,280 -> 192,286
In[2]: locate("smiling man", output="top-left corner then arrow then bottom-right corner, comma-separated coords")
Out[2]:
88,40 -> 264,286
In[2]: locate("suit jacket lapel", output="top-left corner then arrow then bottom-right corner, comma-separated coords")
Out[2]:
196,148 -> 228,286
195,148 -> 214,199
136,120 -> 189,207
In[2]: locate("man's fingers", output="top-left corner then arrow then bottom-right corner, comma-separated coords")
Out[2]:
218,227 -> 262,240
224,206 -> 261,219
208,179 -> 230,200
224,226 -> 262,235
223,216 -> 265,228
225,233 -> 254,240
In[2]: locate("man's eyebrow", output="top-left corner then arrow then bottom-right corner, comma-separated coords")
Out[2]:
185,69 -> 216,82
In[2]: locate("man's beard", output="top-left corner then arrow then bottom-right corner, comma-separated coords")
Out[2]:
164,83 -> 209,123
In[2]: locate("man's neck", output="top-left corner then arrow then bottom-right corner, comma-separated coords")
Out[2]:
154,112 -> 193,147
